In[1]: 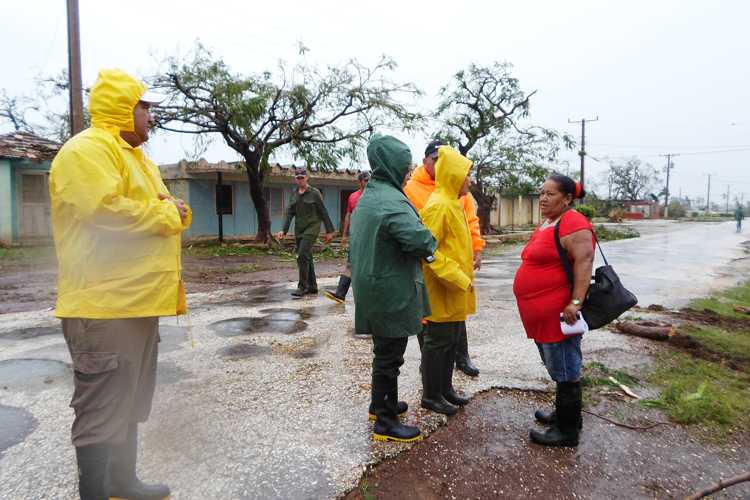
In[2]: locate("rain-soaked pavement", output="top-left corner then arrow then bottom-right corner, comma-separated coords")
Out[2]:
0,220 -> 748,499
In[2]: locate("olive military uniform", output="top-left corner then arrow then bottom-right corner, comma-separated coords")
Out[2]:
282,186 -> 335,293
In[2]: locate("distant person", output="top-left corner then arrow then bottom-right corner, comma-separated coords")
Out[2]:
405,140 -> 485,377
324,171 -> 370,304
350,134 -> 437,442
735,205 -> 744,233
512,174 -> 594,447
418,145 -> 475,416
277,168 -> 335,297
49,69 -> 191,500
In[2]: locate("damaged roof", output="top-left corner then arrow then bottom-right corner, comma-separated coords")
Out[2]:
0,132 -> 61,161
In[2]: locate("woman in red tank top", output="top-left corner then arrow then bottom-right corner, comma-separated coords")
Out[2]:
513,174 -> 595,448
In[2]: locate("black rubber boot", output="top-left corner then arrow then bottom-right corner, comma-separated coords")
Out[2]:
291,287 -> 305,298
109,423 -> 171,500
455,327 -> 479,377
371,389 -> 421,443
324,275 -> 351,304
421,349 -> 458,416
443,339 -> 469,407
368,401 -> 407,422
75,444 -> 111,500
529,381 -> 582,447
534,408 -> 556,425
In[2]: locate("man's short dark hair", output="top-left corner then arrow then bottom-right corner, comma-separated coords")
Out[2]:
424,140 -> 444,158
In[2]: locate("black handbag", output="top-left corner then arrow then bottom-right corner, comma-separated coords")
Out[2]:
554,221 -> 637,330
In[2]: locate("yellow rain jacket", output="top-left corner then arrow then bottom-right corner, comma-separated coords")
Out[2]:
49,69 -> 192,319
421,146 -> 476,322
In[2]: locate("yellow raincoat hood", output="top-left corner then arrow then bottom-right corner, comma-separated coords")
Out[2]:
420,146 -> 476,322
49,68 -> 191,319
89,69 -> 148,134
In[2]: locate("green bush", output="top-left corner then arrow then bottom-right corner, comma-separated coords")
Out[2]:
576,204 -> 596,220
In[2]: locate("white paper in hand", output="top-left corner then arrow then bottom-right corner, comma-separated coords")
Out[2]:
560,312 -> 589,336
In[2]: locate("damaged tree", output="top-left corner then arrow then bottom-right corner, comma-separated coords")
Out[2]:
150,43 -> 421,242
432,62 -> 573,233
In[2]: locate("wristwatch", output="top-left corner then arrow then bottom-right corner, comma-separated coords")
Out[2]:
571,298 -> 582,306
424,254 -> 436,264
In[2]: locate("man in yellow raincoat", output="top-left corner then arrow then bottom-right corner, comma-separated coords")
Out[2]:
419,145 -> 476,416
405,140 -> 484,376
49,68 -> 191,500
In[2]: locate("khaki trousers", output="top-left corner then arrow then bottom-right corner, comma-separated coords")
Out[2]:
62,317 -> 159,447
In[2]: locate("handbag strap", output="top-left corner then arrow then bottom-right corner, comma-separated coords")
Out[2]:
553,215 -> 609,291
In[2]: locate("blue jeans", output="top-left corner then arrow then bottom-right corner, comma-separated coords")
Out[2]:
536,335 -> 583,382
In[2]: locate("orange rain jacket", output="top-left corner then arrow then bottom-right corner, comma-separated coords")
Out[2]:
404,165 -> 485,252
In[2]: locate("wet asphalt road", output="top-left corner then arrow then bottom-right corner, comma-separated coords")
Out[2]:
0,220 -> 747,499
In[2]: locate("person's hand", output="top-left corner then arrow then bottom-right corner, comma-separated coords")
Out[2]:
341,236 -> 349,247
159,193 -> 187,221
473,251 -> 482,270
275,231 -> 285,240
324,232 -> 334,244
563,302 -> 582,326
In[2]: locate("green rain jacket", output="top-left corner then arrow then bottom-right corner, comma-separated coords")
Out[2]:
282,186 -> 335,237
350,134 -> 438,337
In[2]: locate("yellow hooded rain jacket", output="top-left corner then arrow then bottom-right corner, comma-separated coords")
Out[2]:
49,69 -> 191,319
420,146 -> 476,322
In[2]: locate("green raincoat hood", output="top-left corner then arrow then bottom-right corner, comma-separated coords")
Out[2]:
88,69 -> 147,134
367,133 -> 412,190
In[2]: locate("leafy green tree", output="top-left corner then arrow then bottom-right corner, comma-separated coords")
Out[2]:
150,43 -> 422,242
432,62 -> 573,233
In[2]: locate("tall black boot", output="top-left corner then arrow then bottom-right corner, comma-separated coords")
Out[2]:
421,348 -> 458,416
534,383 -> 582,428
324,275 -> 351,304
75,444 -> 111,500
371,383 -> 421,443
529,381 -> 582,447
455,326 -> 479,377
442,338 -> 469,407
109,423 -> 171,500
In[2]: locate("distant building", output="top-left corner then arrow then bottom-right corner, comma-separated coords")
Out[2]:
623,199 -> 661,219
0,132 -> 60,245
159,159 -> 362,239
490,193 -> 542,229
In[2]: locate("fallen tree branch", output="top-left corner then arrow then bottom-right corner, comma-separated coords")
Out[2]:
614,320 -> 677,341
684,471 -> 750,500
582,409 -> 670,430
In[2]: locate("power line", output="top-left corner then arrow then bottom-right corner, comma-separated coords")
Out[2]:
568,116 -> 598,187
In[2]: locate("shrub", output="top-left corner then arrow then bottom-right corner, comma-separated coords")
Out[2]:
576,204 -> 595,220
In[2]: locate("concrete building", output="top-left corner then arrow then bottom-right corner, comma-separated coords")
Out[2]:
623,199 -> 661,219
159,159 -> 361,239
0,132 -> 60,245
490,193 -> 541,229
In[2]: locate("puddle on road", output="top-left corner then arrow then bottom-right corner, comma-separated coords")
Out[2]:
0,359 -> 71,392
158,325 -> 189,354
157,361 -> 193,385
211,285 -> 293,307
0,326 -> 62,341
257,308 -> 313,321
0,404 -> 38,457
218,343 -> 273,360
209,317 -> 308,337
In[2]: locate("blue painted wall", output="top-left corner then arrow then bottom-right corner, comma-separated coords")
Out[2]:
8,159 -> 51,241
184,179 -> 347,238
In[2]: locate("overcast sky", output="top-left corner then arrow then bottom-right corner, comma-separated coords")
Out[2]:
3,0 -> 749,203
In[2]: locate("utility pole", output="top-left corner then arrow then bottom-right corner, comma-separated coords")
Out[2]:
66,0 -> 85,136
568,116 -> 598,188
660,153 -> 677,217
726,184 -> 730,213
706,174 -> 712,213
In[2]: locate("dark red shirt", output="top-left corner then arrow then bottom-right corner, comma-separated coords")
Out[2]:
347,189 -> 363,214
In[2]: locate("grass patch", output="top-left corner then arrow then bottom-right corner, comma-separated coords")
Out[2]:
185,242 -> 346,261
582,361 -> 640,388
594,224 -> 640,242
643,352 -> 750,435
689,279 -> 750,319
0,245 -> 56,265
683,325 -> 750,364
